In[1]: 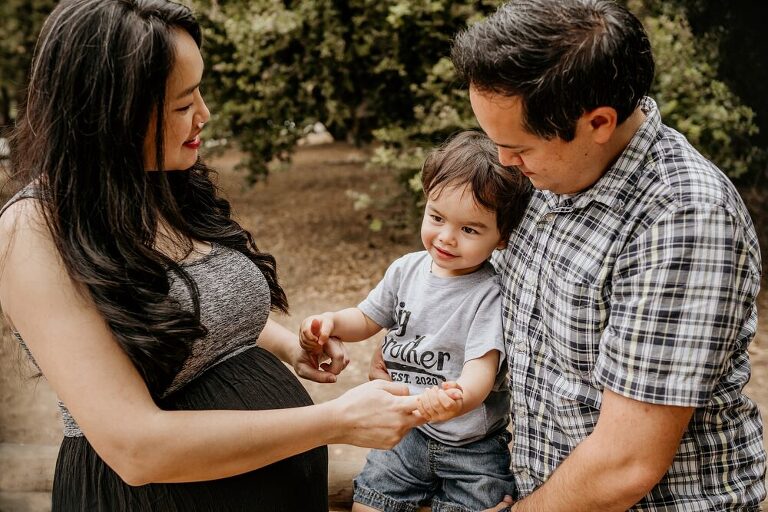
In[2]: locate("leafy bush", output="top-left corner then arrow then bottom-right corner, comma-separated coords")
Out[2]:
191,0 -> 499,181
0,0 -> 57,130
2,0 -> 761,188
370,0 -> 761,210
636,2 -> 761,179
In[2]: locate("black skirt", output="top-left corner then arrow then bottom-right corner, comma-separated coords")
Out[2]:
51,346 -> 329,511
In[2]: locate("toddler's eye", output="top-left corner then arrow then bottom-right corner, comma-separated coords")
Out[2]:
430,215 -> 443,223
462,227 -> 478,235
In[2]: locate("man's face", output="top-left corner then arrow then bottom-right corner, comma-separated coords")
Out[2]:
469,87 -> 605,195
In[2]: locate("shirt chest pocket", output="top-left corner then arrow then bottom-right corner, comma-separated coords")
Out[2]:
540,259 -> 609,376
544,374 -> 602,451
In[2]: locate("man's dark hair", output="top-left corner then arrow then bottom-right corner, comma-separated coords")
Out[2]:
422,131 -> 531,242
452,0 -> 654,141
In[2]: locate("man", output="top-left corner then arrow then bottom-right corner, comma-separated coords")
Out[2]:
373,0 -> 765,510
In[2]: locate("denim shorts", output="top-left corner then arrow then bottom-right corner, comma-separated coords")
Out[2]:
353,428 -> 515,512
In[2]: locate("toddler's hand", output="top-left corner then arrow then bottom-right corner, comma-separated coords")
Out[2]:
416,381 -> 463,423
299,313 -> 335,353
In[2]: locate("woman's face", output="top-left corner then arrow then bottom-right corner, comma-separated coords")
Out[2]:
144,28 -> 210,171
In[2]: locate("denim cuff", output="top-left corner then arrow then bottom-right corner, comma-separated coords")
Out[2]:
353,484 -> 421,512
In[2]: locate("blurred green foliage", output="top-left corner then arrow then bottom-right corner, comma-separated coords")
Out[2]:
370,0 -> 763,209
0,0 -> 56,130
189,0 -> 498,180
0,0 -> 763,187
628,0 -> 763,180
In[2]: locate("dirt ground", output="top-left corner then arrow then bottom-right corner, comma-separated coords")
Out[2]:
1,143 -> 767,505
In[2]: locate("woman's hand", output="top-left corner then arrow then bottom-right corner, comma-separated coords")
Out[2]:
328,380 -> 426,449
293,336 -> 349,384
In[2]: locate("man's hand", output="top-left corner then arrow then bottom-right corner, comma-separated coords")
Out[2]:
481,495 -> 514,512
415,381 -> 463,423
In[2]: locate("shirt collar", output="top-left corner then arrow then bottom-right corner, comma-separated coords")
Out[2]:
544,97 -> 662,212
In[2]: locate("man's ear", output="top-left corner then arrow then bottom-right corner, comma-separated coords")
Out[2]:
584,106 -> 618,144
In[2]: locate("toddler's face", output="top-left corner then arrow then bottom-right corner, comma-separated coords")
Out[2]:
421,184 -> 505,277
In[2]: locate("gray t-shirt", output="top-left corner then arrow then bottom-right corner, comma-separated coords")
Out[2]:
359,251 -> 509,446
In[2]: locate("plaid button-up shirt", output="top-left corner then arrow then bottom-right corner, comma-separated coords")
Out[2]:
494,97 -> 765,510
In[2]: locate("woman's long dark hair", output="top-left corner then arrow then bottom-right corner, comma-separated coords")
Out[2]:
10,0 -> 288,396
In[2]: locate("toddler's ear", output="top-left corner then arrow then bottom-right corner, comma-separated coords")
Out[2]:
495,238 -> 508,250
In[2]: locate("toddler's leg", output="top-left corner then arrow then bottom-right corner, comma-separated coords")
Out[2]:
352,503 -> 382,512
353,429 -> 435,512
432,429 -> 515,512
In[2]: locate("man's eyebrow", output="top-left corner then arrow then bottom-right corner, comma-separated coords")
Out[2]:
495,142 -> 528,150
478,129 -> 528,151
175,81 -> 200,100
488,137 -> 528,151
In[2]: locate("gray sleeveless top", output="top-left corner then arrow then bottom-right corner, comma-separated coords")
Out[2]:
1,189 -> 272,437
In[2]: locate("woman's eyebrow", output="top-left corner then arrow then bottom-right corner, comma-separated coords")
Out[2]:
175,81 -> 200,100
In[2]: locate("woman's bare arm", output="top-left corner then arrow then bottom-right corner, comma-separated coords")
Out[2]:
0,201 -> 423,485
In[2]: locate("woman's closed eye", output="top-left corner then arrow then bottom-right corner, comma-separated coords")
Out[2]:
175,104 -> 193,113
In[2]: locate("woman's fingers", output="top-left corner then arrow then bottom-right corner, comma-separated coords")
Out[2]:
321,337 -> 349,375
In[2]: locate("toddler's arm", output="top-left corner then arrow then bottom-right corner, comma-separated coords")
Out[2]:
299,308 -> 382,352
416,349 -> 500,423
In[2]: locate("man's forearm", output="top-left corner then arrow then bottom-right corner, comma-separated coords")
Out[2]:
511,391 -> 692,512
512,433 -> 657,512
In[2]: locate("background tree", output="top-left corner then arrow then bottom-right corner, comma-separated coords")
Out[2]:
0,0 -> 56,131
674,0 -> 767,162
368,0 -> 762,210
1,0 -> 764,187
190,0 -> 498,179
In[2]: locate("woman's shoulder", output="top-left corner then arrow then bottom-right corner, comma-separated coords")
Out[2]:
0,193 -> 45,238
0,196 -> 53,276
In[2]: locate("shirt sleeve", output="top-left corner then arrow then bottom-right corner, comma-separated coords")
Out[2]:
464,278 -> 506,372
594,204 -> 760,407
357,257 -> 403,330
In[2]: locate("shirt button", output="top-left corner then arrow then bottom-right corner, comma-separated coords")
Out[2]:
543,213 -> 556,222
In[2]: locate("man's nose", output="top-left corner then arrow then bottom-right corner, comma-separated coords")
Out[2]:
498,147 -> 523,167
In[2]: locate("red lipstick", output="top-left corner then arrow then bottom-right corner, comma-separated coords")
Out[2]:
183,135 -> 201,149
